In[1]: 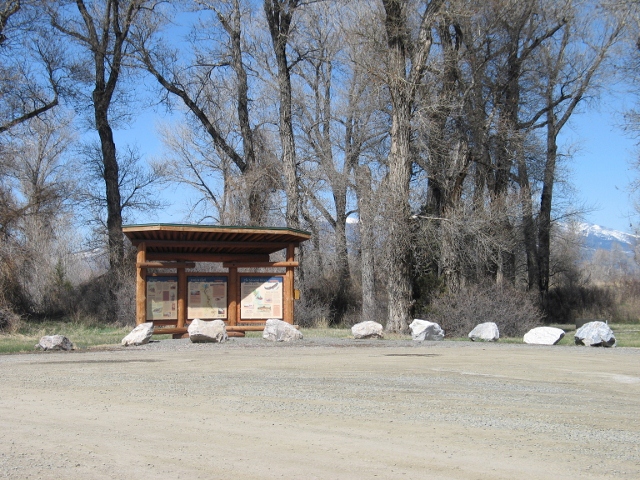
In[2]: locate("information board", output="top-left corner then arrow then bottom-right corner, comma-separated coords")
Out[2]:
187,276 -> 227,319
240,276 -> 283,319
146,276 -> 178,320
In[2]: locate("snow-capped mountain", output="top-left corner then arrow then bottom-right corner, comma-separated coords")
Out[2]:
575,223 -> 638,258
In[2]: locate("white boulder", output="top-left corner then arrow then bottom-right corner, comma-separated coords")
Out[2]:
35,335 -> 74,351
262,319 -> 303,342
188,318 -> 228,343
468,322 -> 499,342
351,321 -> 384,339
122,322 -> 154,346
523,326 -> 565,345
409,319 -> 445,341
575,321 -> 616,347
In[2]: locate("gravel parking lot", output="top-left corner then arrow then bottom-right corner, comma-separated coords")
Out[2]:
1,338 -> 639,479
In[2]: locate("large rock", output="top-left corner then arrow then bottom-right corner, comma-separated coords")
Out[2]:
576,318 -> 605,330
122,322 -> 154,346
35,335 -> 74,351
409,319 -> 445,341
351,321 -> 384,339
575,321 -> 616,347
523,326 -> 565,345
188,318 -> 228,343
262,319 -> 303,342
468,322 -> 499,342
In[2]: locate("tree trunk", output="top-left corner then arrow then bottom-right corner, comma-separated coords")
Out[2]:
538,114 -> 557,295
381,0 -> 441,333
94,94 -> 123,270
384,103 -> 413,334
517,153 -> 539,290
264,0 -> 300,229
355,165 -> 376,322
226,3 -> 263,225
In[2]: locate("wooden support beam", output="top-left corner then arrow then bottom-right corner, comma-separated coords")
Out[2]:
177,268 -> 187,328
146,253 -> 270,263
130,239 -> 291,250
283,243 -> 295,325
226,325 -> 299,331
221,261 -> 299,268
228,267 -> 238,327
152,328 -> 187,335
156,328 -> 245,337
151,324 -> 300,335
136,243 -> 147,325
227,326 -> 266,331
137,261 -> 196,269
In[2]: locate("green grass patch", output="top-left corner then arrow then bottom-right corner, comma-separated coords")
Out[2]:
0,320 -> 130,354
546,323 -> 640,347
2,321 -> 639,354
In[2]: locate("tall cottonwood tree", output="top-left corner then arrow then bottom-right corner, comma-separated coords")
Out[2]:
45,0 -> 152,271
135,0 -> 276,225
380,0 -> 444,333
264,0 -> 301,228
532,2 -> 624,298
294,2 -> 363,319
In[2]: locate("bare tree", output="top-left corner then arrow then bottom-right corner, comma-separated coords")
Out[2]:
134,0 -> 278,225
0,111 -> 78,315
533,3 -> 624,299
264,0 -> 302,228
291,1 -> 392,322
355,164 -> 378,321
76,141 -> 168,236
379,0 -> 444,333
45,0 -> 153,271
0,1 -> 61,133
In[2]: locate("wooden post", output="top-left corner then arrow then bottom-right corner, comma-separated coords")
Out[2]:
177,267 -> 187,328
136,243 -> 147,325
228,266 -> 238,326
283,243 -> 295,324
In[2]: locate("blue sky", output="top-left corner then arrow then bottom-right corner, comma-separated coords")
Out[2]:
561,93 -> 637,233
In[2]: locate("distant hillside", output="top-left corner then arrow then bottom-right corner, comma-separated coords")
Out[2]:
575,223 -> 637,260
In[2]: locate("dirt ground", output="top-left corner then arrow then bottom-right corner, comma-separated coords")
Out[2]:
1,338 -> 639,479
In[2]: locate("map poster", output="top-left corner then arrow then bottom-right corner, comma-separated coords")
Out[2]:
187,276 -> 228,319
240,276 -> 283,320
147,276 -> 178,320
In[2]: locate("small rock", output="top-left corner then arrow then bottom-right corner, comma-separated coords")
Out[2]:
575,321 -> 616,347
188,318 -> 228,343
262,319 -> 303,342
122,322 -> 154,346
409,319 -> 445,341
351,321 -> 384,339
523,326 -> 565,345
35,335 -> 74,351
468,322 -> 499,342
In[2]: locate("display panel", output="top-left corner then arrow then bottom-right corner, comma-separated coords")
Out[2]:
240,276 -> 283,319
146,276 -> 178,320
187,276 -> 227,319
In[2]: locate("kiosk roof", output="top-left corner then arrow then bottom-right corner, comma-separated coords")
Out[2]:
123,224 -> 311,256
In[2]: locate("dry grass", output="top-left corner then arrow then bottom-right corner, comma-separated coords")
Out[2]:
2,322 -> 640,354
0,320 -> 131,354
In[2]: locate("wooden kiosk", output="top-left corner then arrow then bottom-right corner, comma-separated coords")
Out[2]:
123,224 -> 311,338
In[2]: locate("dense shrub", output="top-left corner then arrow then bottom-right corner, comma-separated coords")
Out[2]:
296,275 -> 339,327
544,284 -> 616,324
0,305 -> 21,333
422,283 -> 542,337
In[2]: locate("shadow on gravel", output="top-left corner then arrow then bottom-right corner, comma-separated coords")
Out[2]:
384,353 -> 441,357
30,359 -> 162,365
